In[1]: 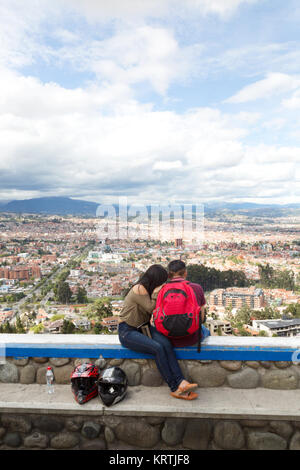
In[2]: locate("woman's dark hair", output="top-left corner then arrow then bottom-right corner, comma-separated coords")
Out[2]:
168,260 -> 186,278
135,264 -> 168,297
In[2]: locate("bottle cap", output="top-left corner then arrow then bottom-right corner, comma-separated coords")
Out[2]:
47,366 -> 52,370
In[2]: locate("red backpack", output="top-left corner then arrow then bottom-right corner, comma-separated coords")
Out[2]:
153,279 -> 202,352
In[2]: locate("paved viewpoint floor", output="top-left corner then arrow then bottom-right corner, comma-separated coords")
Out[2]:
0,383 -> 300,421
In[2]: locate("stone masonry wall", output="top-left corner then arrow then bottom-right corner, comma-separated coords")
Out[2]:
1,357 -> 300,390
1,413 -> 300,449
2,357 -> 300,450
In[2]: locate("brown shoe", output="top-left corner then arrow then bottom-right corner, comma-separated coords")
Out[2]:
177,382 -> 198,395
170,391 -> 198,401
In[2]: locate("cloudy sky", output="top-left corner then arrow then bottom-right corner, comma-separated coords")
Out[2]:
0,0 -> 299,206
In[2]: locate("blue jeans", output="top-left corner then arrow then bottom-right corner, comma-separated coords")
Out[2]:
201,324 -> 211,340
118,322 -> 185,392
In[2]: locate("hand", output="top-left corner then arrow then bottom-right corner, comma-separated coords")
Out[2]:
152,284 -> 164,295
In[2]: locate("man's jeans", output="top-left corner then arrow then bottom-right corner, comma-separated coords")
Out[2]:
201,324 -> 210,340
118,322 -> 185,392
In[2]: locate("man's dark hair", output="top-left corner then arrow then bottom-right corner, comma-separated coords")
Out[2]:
168,260 -> 186,278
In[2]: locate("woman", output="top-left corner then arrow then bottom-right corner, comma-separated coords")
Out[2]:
118,264 -> 198,400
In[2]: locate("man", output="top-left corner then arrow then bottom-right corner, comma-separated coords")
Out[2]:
166,259 -> 210,347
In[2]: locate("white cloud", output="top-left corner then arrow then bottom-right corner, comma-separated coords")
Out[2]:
62,0 -> 258,21
262,118 -> 286,130
225,73 -> 300,103
87,26 -> 188,95
0,0 -> 60,69
190,0 -> 258,17
205,43 -> 300,76
282,89 -> 300,109
153,161 -> 183,171
0,66 -> 298,205
48,25 -> 201,96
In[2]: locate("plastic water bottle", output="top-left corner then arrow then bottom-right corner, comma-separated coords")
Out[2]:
46,366 -> 54,394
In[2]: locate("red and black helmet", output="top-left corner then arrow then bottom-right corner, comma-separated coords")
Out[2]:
70,363 -> 100,405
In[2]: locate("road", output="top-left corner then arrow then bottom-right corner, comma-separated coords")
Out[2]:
8,244 -> 92,325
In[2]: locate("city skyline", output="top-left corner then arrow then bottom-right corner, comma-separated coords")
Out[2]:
0,0 -> 299,205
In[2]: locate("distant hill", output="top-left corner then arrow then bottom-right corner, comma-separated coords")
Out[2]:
0,197 -> 99,216
204,201 -> 300,217
0,196 -> 299,217
205,201 -> 300,211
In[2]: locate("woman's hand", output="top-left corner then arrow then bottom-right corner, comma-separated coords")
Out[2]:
152,284 -> 164,297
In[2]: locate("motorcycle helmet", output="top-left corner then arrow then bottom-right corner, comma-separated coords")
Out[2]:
98,366 -> 128,407
70,363 -> 100,404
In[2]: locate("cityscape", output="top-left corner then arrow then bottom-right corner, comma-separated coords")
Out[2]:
0,201 -> 299,339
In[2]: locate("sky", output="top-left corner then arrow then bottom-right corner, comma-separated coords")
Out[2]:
0,0 -> 299,206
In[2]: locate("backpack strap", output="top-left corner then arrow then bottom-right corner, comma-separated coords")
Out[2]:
197,308 -> 202,353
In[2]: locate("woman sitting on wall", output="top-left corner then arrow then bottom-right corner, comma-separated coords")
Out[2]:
118,264 -> 198,400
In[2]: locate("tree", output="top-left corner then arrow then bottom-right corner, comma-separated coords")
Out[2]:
258,263 -> 295,290
16,317 -> 26,333
94,322 -> 103,334
258,263 -> 274,288
94,298 -> 112,318
62,319 -> 75,334
87,298 -> 113,319
56,281 -> 72,304
285,303 -> 300,318
229,304 -> 252,330
31,324 -> 44,334
187,264 -> 249,292
259,330 -> 267,337
252,306 -> 281,320
0,321 -> 16,333
274,269 -> 295,291
236,326 -> 251,336
76,286 -> 88,304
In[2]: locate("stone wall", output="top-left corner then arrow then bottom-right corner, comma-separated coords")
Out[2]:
1,412 -> 300,450
1,357 -> 300,390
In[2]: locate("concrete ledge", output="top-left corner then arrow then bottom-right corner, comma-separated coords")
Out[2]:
2,333 -> 300,361
0,383 -> 300,422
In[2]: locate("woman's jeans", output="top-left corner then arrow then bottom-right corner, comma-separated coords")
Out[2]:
118,322 -> 185,392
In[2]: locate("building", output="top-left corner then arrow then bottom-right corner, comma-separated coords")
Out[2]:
46,319 -> 64,334
209,287 -> 265,310
101,316 -> 119,332
111,300 -> 124,316
206,319 -> 232,336
0,265 -> 41,280
73,319 -> 91,331
252,319 -> 300,337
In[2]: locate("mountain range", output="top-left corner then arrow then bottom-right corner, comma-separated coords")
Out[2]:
0,197 -> 98,215
0,196 -> 299,217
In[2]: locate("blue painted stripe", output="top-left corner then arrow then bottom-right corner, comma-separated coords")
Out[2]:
5,342 -> 299,362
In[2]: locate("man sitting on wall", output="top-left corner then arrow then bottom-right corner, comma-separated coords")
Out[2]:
165,259 -> 210,347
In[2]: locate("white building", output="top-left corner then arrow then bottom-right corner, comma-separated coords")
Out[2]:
252,319 -> 300,337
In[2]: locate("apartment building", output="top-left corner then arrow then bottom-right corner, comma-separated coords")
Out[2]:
0,265 -> 41,280
209,287 -> 265,310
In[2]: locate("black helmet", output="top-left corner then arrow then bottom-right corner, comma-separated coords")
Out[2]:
98,366 -> 128,407
70,363 -> 100,405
